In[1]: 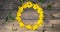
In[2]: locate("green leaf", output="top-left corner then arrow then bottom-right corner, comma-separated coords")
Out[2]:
47,4 -> 52,10
39,0 -> 45,3
9,15 -> 15,21
20,0 -> 22,1
5,16 -> 8,22
20,0 -> 24,3
20,0 -> 22,3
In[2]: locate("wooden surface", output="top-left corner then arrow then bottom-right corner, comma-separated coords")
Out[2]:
0,0 -> 60,32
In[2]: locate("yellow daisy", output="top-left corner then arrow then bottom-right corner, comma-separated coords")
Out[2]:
19,21 -> 24,28
32,24 -> 39,30
26,1 -> 33,8
37,20 -> 43,26
18,7 -> 23,13
16,12 -> 21,16
33,4 -> 39,10
22,3 -> 27,8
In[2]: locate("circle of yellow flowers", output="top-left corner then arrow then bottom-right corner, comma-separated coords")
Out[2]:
16,1 -> 44,30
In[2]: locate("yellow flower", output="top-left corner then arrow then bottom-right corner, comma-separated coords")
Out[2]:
39,14 -> 44,19
37,8 -> 43,13
39,16 -> 44,20
32,24 -> 38,30
18,7 -> 23,13
16,17 -> 21,22
16,12 -> 21,16
33,4 -> 39,10
16,17 -> 19,20
37,20 -> 43,26
22,3 -> 27,8
19,22 -> 24,28
26,2 -> 33,8
25,24 -> 32,30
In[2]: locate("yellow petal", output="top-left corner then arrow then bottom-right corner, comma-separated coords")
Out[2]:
32,24 -> 38,30
18,7 -> 23,12
16,17 -> 19,20
37,20 -> 44,26
33,4 -> 39,10
38,13 -> 44,20
25,24 -> 32,30
37,9 -> 43,14
16,12 -> 21,16
33,5 -> 37,9
16,17 -> 21,22
27,2 -> 33,8
19,22 -> 24,28
22,4 -> 27,8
